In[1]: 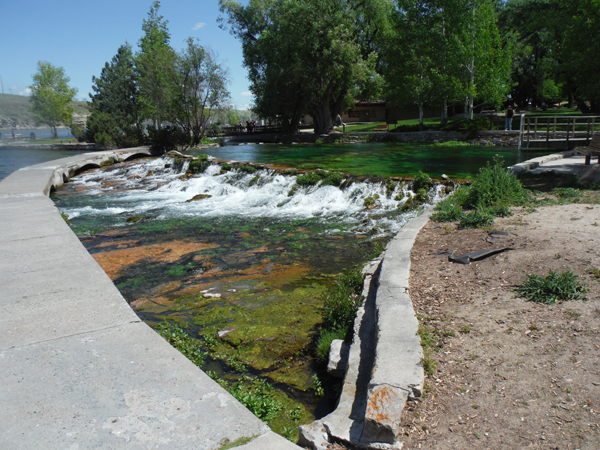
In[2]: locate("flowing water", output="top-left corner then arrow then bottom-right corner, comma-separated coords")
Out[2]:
49,142 -> 552,437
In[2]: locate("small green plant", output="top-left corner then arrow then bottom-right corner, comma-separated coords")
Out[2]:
155,321 -> 206,366
321,171 -> 344,187
203,333 -> 218,351
459,324 -> 471,334
220,163 -> 233,172
321,269 -> 364,333
229,375 -> 282,421
514,270 -> 588,304
586,267 -> 600,279
412,171 -> 434,192
316,328 -> 347,361
296,171 -> 322,186
239,164 -> 257,174
552,187 -> 581,200
422,354 -> 437,376
312,374 -> 324,396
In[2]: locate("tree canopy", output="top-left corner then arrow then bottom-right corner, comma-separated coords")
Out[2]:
29,61 -> 78,138
219,0 -> 392,134
87,44 -> 143,147
86,1 -> 231,149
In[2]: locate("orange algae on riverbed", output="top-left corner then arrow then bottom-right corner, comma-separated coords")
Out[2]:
91,240 -> 219,278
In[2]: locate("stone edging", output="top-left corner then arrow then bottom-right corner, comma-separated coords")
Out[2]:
300,209 -> 432,450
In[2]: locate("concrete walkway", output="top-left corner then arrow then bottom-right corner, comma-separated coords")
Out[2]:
0,149 -> 298,450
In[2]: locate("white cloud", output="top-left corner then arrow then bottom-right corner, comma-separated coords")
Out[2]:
18,88 -> 31,96
193,22 -> 206,30
239,104 -> 251,111
240,91 -> 253,97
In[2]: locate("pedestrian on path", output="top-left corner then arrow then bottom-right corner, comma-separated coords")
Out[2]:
505,105 -> 515,131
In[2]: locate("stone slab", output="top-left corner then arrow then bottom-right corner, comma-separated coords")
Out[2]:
0,323 -> 270,450
236,431 -> 301,449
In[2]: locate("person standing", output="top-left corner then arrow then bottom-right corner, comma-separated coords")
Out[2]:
504,105 -> 515,131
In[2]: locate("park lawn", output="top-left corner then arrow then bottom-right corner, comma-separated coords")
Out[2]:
344,117 -> 442,132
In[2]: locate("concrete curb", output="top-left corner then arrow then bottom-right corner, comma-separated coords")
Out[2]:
0,149 -> 300,450
509,150 -> 575,174
300,209 -> 431,449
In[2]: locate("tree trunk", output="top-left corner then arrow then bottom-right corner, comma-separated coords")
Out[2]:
441,98 -> 448,126
568,92 -> 575,109
312,100 -> 333,135
419,102 -> 424,131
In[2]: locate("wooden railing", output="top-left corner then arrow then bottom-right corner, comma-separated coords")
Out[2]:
519,115 -> 599,150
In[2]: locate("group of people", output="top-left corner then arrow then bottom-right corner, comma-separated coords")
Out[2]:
238,120 -> 257,134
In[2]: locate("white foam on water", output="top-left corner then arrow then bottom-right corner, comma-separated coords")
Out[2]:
63,157 -> 446,236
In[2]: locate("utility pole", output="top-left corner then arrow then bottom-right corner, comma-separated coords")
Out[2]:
0,75 -> 4,94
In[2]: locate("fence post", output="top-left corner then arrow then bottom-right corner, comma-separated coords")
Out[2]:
518,114 -> 525,151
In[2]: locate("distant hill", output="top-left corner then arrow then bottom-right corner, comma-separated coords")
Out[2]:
0,93 -> 89,130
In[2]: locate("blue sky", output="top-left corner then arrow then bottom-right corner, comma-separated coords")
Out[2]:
0,0 -> 254,109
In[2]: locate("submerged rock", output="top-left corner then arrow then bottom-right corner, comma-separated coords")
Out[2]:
185,194 -> 212,202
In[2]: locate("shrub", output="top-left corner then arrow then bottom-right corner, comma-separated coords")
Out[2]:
147,125 -> 190,154
514,270 -> 588,304
466,157 -> 530,209
431,202 -> 465,222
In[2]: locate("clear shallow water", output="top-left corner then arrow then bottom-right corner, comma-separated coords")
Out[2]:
52,156 -> 441,425
0,145 -> 88,180
202,141 -> 550,179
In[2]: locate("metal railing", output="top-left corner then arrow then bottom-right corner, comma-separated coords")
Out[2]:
519,115 -> 599,150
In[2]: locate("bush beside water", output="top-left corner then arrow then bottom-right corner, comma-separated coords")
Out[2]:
432,157 -> 528,228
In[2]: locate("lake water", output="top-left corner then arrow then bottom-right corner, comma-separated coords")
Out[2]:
0,145 -> 88,180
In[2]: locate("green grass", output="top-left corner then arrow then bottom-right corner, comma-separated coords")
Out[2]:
514,270 -> 588,305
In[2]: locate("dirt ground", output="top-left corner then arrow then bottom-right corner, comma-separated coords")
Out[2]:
399,202 -> 600,449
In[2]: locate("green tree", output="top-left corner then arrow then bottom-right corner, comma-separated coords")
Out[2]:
559,0 -> 600,112
87,44 -> 143,147
171,38 -> 231,145
456,0 -> 512,118
29,61 -> 78,138
385,1 -> 441,129
219,0 -> 392,134
498,0 -> 564,107
227,108 -> 241,126
136,0 -> 177,128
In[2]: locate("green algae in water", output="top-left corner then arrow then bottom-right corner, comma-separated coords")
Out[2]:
205,142 -> 553,179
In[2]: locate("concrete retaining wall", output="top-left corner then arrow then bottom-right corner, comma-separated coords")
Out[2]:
0,148 -> 298,450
